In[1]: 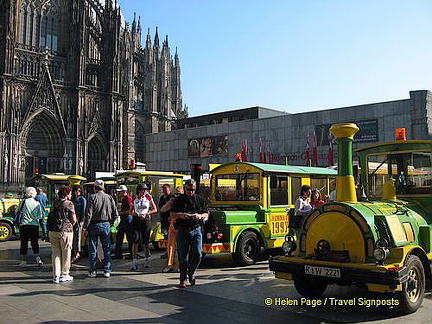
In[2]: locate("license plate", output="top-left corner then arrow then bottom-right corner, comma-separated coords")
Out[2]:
304,265 -> 341,278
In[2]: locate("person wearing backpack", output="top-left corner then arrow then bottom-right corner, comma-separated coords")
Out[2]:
17,187 -> 44,267
48,185 -> 77,284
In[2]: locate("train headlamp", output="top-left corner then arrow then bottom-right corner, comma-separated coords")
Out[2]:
285,234 -> 295,242
282,234 -> 296,255
374,238 -> 390,264
316,240 -> 331,256
373,247 -> 390,264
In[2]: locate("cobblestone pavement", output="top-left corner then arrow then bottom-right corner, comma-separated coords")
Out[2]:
0,239 -> 431,324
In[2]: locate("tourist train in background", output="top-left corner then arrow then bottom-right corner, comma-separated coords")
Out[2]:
0,174 -> 86,241
198,162 -> 336,265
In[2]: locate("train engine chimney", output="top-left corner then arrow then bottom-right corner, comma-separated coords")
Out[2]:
329,123 -> 359,203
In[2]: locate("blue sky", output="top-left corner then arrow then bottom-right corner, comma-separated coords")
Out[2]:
117,0 -> 432,117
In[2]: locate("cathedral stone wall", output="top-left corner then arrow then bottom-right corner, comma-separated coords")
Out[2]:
0,0 -> 184,194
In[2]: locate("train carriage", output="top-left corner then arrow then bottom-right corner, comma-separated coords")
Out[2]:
202,162 -> 336,265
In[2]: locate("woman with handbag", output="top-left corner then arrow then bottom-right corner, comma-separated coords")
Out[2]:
17,187 -> 44,267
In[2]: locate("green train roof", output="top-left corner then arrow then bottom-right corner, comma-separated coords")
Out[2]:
212,162 -> 337,175
355,140 -> 432,154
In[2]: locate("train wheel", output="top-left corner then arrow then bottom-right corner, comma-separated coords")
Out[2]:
233,231 -> 260,266
0,222 -> 13,242
398,255 -> 425,314
294,275 -> 328,298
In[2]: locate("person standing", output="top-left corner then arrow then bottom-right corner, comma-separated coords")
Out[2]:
83,180 -> 119,278
71,186 -> 87,262
17,187 -> 44,267
48,185 -> 76,283
159,184 -> 174,238
130,183 -> 157,270
161,186 -> 183,273
172,179 -> 208,288
35,187 -> 48,240
113,185 -> 133,259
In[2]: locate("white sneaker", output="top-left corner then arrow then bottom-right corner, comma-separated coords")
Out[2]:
103,272 -> 111,278
36,256 -> 43,266
130,262 -> 138,271
59,275 -> 74,282
53,276 -> 60,284
19,261 -> 27,267
138,252 -> 145,258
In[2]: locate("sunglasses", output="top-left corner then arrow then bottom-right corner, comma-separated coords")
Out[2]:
185,188 -> 195,192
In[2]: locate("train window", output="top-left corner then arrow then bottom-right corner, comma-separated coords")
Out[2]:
291,177 -> 301,202
310,177 -> 328,197
402,222 -> 415,242
214,173 -> 260,201
367,151 -> 432,196
270,175 -> 288,206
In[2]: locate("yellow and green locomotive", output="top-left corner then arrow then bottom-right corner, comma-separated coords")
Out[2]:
269,122 -> 432,313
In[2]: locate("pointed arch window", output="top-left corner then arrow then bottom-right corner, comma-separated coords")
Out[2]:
19,2 -> 30,45
40,1 -> 60,52
19,1 -> 40,47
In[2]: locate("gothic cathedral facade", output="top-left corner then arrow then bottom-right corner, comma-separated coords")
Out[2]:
0,0 -> 184,192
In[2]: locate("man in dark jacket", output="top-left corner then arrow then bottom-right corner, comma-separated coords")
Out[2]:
83,180 -> 119,278
172,179 -> 208,288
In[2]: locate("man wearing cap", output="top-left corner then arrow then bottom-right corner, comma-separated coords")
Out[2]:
113,185 -> 133,259
83,179 -> 119,278
172,179 -> 208,288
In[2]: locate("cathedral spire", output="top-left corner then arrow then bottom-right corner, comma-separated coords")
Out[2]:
154,27 -> 160,48
132,13 -> 136,33
146,28 -> 152,48
175,47 -> 179,67
137,15 -> 141,32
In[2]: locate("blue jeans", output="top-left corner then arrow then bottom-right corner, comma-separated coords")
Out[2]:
176,226 -> 202,282
88,222 -> 111,273
115,216 -> 133,255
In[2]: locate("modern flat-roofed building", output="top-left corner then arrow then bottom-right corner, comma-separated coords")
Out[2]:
178,106 -> 289,129
142,90 -> 432,172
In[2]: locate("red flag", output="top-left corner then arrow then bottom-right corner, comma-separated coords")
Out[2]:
241,140 -> 248,162
327,134 -> 334,167
312,132 -> 318,167
258,138 -> 264,163
305,134 -> 310,166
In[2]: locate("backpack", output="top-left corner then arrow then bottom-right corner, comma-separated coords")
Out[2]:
13,199 -> 25,227
46,200 -> 66,232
